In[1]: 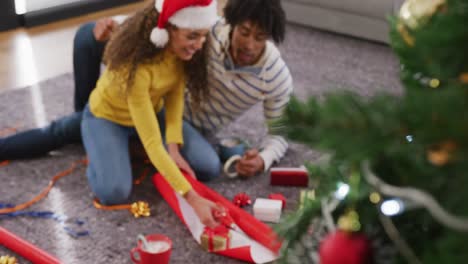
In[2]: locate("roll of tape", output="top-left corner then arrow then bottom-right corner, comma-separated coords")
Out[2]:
223,155 -> 241,178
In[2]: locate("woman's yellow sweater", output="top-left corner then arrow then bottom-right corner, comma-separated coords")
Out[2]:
89,50 -> 192,195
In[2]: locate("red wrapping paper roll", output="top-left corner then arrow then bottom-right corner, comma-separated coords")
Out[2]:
270,166 -> 309,187
0,227 -> 61,264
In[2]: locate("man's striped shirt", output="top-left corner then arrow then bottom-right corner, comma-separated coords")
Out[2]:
184,19 -> 293,170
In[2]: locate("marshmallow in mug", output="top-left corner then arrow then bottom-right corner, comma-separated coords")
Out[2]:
143,241 -> 171,254
220,138 -> 242,147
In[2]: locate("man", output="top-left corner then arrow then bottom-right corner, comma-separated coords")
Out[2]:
0,0 -> 292,179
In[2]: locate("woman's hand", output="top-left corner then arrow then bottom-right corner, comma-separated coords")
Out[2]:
185,190 -> 222,227
93,18 -> 118,42
168,143 -> 196,178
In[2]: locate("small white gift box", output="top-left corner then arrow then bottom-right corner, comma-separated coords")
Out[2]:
253,198 -> 282,223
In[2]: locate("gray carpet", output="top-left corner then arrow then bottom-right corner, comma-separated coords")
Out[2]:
0,23 -> 401,264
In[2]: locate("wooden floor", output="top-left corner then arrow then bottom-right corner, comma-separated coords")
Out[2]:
0,0 -> 227,95
0,2 -> 145,94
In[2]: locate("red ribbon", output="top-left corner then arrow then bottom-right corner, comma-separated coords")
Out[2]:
213,205 -> 235,228
232,193 -> 252,208
268,193 -> 286,209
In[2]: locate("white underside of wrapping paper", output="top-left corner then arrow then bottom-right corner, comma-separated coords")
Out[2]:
176,194 -> 278,263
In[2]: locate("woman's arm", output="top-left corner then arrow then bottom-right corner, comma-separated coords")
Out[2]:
164,80 -> 195,176
127,67 -> 217,227
127,67 -> 192,195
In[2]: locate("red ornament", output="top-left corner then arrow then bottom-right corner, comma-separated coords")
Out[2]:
232,192 -> 252,208
319,230 -> 371,264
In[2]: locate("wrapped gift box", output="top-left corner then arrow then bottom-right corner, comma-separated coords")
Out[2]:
270,166 -> 309,187
253,198 -> 282,223
200,226 -> 231,252
268,193 -> 286,209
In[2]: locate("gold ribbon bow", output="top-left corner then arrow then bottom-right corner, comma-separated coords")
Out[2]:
0,256 -> 17,264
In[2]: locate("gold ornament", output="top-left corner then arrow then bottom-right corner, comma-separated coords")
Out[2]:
130,201 -> 151,218
369,192 -> 381,204
399,0 -> 446,29
0,256 -> 17,264
429,78 -> 440,88
299,190 -> 315,209
427,140 -> 457,166
338,209 -> 361,232
397,23 -> 415,47
460,73 -> 468,84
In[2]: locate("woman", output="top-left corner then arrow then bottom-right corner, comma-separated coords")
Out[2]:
81,0 -> 221,227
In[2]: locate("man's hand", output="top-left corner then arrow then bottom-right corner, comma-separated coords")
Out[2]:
168,143 -> 196,178
93,18 -> 118,42
185,190 -> 223,228
235,149 -> 264,178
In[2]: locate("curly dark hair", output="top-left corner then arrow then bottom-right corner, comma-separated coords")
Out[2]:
103,0 -> 208,107
224,0 -> 286,44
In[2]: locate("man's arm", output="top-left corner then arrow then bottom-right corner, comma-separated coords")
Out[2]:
236,60 -> 293,177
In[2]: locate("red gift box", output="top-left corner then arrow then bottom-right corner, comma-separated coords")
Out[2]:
270,166 -> 308,187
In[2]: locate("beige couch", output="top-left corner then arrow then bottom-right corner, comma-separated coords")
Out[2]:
282,0 -> 405,44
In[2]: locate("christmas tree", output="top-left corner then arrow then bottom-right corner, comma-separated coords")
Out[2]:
276,0 -> 468,263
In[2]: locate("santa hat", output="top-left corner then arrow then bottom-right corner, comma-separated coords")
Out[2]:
151,0 -> 218,47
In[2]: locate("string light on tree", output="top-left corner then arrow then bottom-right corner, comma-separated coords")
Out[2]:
380,199 -> 406,216
405,135 -> 413,143
334,182 -> 350,200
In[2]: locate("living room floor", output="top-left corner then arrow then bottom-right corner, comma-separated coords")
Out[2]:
0,0 -> 228,93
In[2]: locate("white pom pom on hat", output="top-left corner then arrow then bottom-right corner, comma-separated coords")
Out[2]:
150,0 -> 219,47
150,27 -> 169,47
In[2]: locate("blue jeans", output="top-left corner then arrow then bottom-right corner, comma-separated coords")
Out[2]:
158,110 -> 221,182
73,22 -> 106,112
0,22 -> 100,160
0,112 -> 82,160
81,106 -> 220,205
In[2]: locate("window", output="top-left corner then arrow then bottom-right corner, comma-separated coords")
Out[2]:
15,0 -> 85,14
